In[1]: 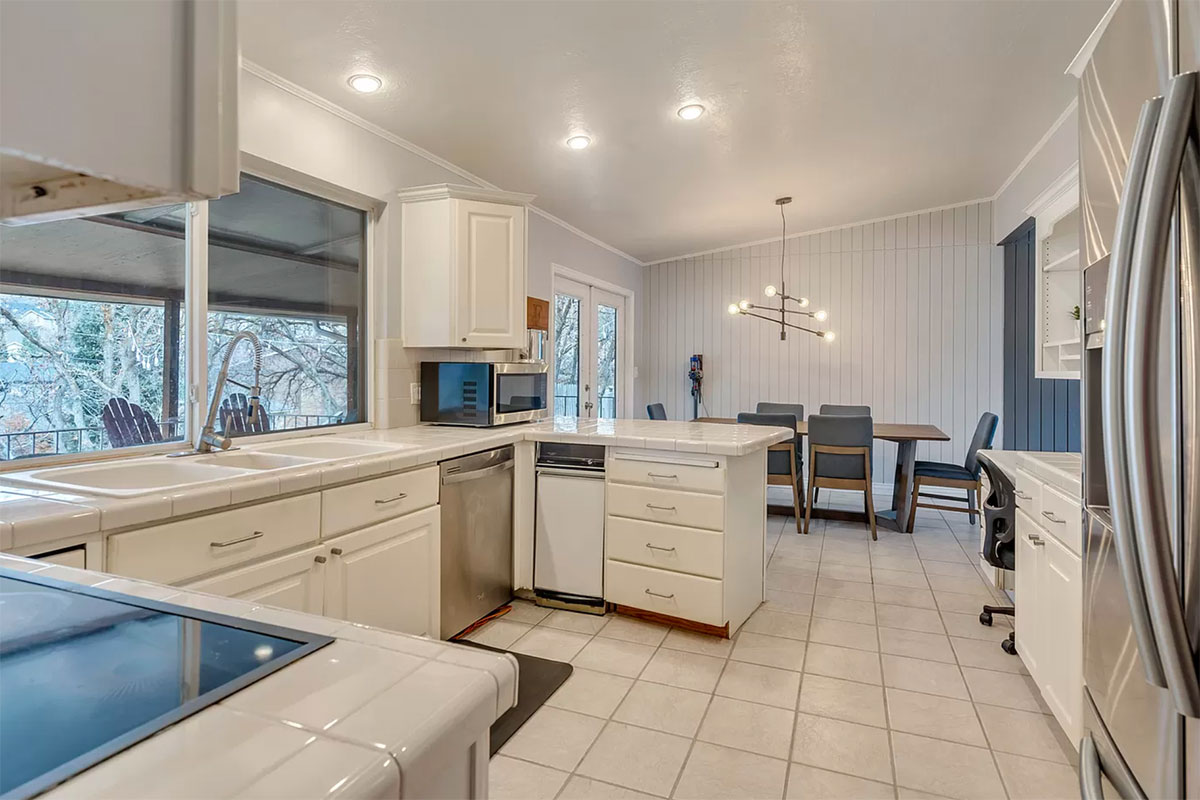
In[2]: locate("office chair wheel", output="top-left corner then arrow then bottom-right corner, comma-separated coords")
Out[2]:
979,611 -> 993,626
1001,634 -> 1017,656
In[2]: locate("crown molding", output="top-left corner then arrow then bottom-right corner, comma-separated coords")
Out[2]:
391,183 -> 536,206
991,98 -> 1078,203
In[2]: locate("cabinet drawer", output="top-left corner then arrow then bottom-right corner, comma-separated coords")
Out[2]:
321,466 -> 438,537
605,559 -> 723,626
607,455 -> 725,495
184,544 -> 325,614
1014,469 -> 1042,519
606,483 -> 724,531
1040,484 -> 1082,555
606,516 -> 723,579
108,494 -> 321,585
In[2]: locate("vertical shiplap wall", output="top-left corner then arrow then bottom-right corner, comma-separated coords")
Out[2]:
640,201 -> 1005,481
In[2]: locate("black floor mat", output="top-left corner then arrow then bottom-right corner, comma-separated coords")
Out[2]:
455,640 -> 573,754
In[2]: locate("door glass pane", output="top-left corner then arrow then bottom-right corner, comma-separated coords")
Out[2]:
0,205 -> 187,460
596,304 -> 618,419
553,294 -> 580,416
206,175 -> 367,438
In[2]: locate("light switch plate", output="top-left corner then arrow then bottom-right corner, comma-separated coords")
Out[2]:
410,383 -> 421,403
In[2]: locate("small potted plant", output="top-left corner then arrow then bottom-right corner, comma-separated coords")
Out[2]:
1071,305 -> 1081,338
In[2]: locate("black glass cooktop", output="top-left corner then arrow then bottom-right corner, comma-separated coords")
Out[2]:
0,568 -> 332,799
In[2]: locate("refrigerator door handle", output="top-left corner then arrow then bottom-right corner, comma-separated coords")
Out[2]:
1182,133 -> 1200,652
1126,71 -> 1200,718
1079,736 -> 1105,800
1102,96 -> 1168,686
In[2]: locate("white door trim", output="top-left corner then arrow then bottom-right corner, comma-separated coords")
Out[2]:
551,264 -> 636,419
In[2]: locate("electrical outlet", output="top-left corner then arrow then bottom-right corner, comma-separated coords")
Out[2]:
410,383 -> 421,404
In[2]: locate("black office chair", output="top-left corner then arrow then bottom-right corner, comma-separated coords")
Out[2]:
978,457 -> 1017,656
646,403 -> 667,420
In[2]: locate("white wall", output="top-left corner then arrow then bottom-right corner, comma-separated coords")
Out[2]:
993,102 -> 1078,242
639,201 -> 1004,482
238,66 -> 642,426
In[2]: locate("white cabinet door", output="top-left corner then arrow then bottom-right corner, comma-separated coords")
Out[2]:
1039,531 -> 1083,742
185,545 -> 326,615
455,199 -> 525,348
1014,508 -> 1043,681
325,506 -> 440,638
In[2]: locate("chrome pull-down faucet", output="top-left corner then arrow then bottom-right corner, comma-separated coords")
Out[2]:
173,331 -> 264,456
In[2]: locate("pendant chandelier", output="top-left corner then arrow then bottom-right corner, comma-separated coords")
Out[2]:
727,197 -> 834,342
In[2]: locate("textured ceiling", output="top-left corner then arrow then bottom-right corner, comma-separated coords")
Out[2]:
239,0 -> 1105,263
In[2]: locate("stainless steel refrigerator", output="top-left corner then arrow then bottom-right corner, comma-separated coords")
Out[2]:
1077,0 -> 1198,797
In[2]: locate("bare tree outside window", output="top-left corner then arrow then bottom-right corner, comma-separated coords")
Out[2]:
554,294 -> 580,416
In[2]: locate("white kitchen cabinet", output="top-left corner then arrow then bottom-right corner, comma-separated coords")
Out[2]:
186,545 -> 326,615
394,184 -> 534,349
0,0 -> 238,225
325,506 -> 441,638
1014,507 -> 1044,682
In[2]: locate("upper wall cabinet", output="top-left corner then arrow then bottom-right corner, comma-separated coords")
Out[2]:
0,0 -> 239,225
394,184 -> 535,349
1025,165 -> 1081,380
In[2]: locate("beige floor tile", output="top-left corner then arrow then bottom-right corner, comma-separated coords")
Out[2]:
885,687 -> 986,746
785,764 -> 895,800
498,706 -> 605,771
731,631 -> 808,670
545,668 -> 634,718
873,585 -> 937,609
767,565 -> 818,594
798,673 -> 886,727
716,660 -> 802,709
612,681 -> 712,737
921,560 -> 983,579
994,752 -> 1080,800
598,615 -> 670,646
506,599 -> 553,625
820,550 -> 871,568
933,590 -> 994,615
572,637 -> 657,678
817,563 -> 874,583
804,642 -> 882,684
661,627 -> 735,657
742,608 -> 811,641
790,712 -> 893,783
673,741 -> 788,800
465,619 -> 532,649
891,731 -> 1006,800
808,618 -> 879,651
962,667 -> 1044,712
949,636 -> 1028,674
975,705 -> 1071,763
876,603 -> 945,634
488,755 -> 569,800
915,547 -> 973,565
871,568 -> 930,588
542,609 -> 609,635
697,695 -> 795,760
765,588 -> 816,615
576,722 -> 692,797
927,573 -> 994,596
640,647 -> 727,692
511,627 -> 593,661
896,788 -> 955,799
770,553 -> 821,573
882,654 -> 969,699
878,627 -> 956,663
557,776 -> 660,800
941,611 -> 1005,641
812,596 -> 877,625
871,555 -> 926,574
815,576 -> 876,601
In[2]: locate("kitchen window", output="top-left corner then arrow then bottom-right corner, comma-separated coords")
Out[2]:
0,171 -> 370,462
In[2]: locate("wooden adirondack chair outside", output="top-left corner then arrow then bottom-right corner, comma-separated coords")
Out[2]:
101,398 -> 165,448
220,392 -> 271,435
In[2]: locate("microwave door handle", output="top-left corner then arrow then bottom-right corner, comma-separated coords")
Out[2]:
1102,96 -> 1169,687
1126,72 -> 1200,718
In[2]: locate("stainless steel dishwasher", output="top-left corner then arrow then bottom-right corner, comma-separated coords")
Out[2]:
439,446 -> 514,639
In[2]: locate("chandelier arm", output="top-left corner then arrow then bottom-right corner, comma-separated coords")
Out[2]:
737,309 -> 826,338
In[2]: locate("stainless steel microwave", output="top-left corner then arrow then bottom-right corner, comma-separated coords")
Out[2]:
420,362 -> 549,426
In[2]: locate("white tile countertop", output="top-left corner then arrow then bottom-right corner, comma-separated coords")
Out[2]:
0,418 -> 792,550
978,450 -> 1082,498
1,553 -> 517,799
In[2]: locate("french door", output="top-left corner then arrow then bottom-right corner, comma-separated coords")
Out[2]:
553,276 -> 625,419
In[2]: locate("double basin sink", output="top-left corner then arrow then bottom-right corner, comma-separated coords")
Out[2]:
4,439 -> 406,498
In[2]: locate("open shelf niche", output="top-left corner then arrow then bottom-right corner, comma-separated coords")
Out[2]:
1026,164 -> 1081,379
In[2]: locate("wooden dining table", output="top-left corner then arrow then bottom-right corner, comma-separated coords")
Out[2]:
696,417 -> 950,532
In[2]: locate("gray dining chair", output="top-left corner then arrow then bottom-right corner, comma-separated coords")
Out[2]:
737,412 -> 803,530
820,404 -> 871,416
646,403 -> 667,420
906,411 -> 999,531
805,413 -> 876,539
756,402 -> 805,493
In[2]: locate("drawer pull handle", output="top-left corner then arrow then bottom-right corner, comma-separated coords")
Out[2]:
330,547 -> 344,556
210,531 -> 264,548
645,504 -> 677,512
1033,539 -> 1046,547
314,555 -> 327,564
645,543 -> 677,553
644,588 -> 676,599
1041,510 -> 1067,525
375,493 -> 409,505
1014,490 -> 1031,500
646,472 -> 678,480
1028,533 -> 1042,543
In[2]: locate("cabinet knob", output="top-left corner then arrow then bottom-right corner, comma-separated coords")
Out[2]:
314,555 -> 327,564
461,337 -> 467,342
330,547 -> 344,556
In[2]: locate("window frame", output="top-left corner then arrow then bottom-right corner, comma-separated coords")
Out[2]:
0,156 -> 380,470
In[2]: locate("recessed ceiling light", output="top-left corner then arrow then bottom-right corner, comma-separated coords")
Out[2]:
347,74 -> 382,94
566,135 -> 592,150
677,103 -> 706,120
